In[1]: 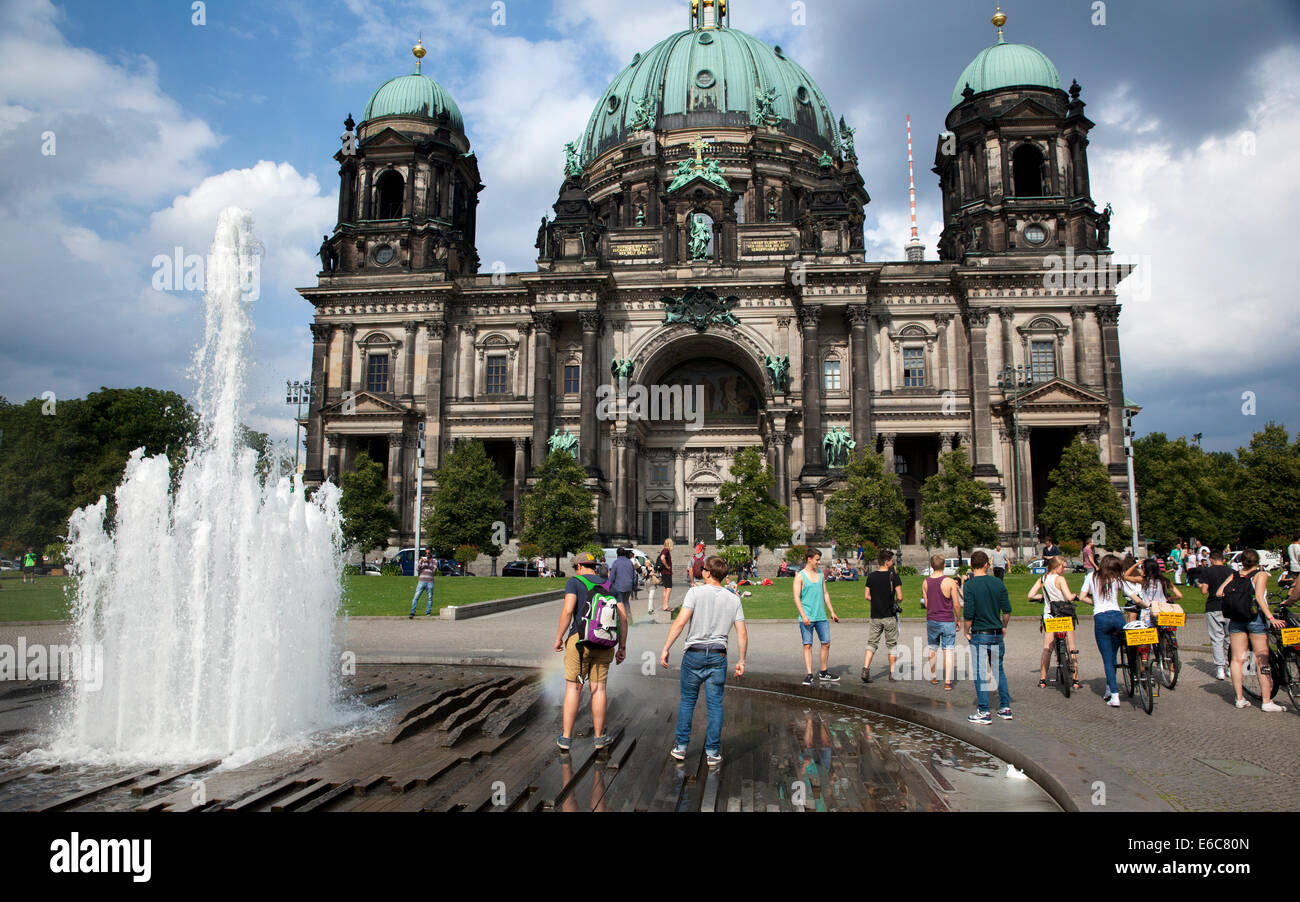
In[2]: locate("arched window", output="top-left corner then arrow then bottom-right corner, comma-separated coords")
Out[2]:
376,170 -> 404,219
1012,144 -> 1045,197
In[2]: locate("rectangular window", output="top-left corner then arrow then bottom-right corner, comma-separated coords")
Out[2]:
365,354 -> 389,394
1030,340 -> 1056,384
823,360 -> 841,391
652,463 -> 669,484
564,364 -> 580,394
903,347 -> 926,388
486,355 -> 508,394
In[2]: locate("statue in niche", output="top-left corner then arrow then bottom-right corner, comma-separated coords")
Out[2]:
688,213 -> 711,261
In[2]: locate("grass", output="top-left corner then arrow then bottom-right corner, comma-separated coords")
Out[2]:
0,573 -> 567,621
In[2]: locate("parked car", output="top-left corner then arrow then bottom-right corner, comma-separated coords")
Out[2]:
0,559 -> 16,571
602,547 -> 649,571
920,557 -> 970,577
1227,550 -> 1282,572
362,561 -> 382,576
502,560 -> 562,578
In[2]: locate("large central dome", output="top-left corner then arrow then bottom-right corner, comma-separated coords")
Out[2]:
580,21 -> 841,161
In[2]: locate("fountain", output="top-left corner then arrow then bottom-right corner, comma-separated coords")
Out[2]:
50,208 -> 350,766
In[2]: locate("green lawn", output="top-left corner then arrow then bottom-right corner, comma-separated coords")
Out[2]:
0,573 -> 566,621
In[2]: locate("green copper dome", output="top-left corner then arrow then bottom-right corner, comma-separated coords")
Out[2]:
363,73 -> 464,132
580,25 -> 840,160
950,38 -> 1061,109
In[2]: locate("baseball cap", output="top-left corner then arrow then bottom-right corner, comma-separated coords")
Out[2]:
573,552 -> 598,567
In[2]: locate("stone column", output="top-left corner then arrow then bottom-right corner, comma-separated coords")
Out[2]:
964,308 -> 997,475
1018,427 -> 1035,543
1070,305 -> 1089,386
424,321 -> 447,469
531,312 -> 557,468
999,306 -> 1016,374
402,321 -> 417,400
305,323 -> 330,482
798,305 -> 824,472
876,312 -> 893,392
775,431 -> 790,507
674,449 -> 687,525
846,305 -> 873,447
578,310 -> 602,472
516,322 -> 532,397
339,324 -> 356,396
881,433 -> 897,474
457,324 -> 475,400
512,436 -> 527,532
935,313 -> 952,393
615,435 -> 634,538
1097,305 -> 1126,469
388,432 -> 406,536
326,434 -> 341,482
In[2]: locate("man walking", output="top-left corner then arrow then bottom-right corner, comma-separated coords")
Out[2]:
409,548 -> 437,618
553,552 -> 628,751
793,547 -> 839,686
962,550 -> 1013,724
21,549 -> 37,584
610,547 -> 638,627
1082,537 -> 1097,575
660,555 -> 748,765
1198,550 -> 1234,681
862,549 -> 904,683
991,544 -> 1009,580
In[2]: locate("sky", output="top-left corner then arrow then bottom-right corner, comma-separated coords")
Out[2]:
1,0 -> 1297,454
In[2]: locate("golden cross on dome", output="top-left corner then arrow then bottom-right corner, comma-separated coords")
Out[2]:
690,136 -> 712,168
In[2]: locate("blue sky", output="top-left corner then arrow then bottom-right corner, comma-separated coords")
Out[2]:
2,0 -> 1298,453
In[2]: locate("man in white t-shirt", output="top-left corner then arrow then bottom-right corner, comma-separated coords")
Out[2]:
1288,534 -> 1300,586
660,555 -> 748,766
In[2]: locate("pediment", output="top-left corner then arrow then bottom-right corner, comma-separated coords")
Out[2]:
996,97 -> 1062,122
321,390 -> 412,416
362,127 -> 415,149
1011,378 -> 1108,408
646,490 -> 675,505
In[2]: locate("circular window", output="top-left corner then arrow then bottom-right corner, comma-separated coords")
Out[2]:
1023,223 -> 1048,246
774,46 -> 786,59
698,32 -> 713,44
695,69 -> 715,89
607,95 -> 620,114
796,86 -> 810,104
374,244 -> 395,265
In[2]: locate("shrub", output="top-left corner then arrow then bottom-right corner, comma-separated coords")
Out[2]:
898,565 -> 918,577
454,544 -> 479,567
518,542 -> 542,560
44,542 -> 67,566
785,545 -> 808,564
720,546 -> 751,573
380,563 -> 403,576
956,565 -> 971,576
1060,540 -> 1082,558
1009,564 -> 1029,575
344,564 -> 362,576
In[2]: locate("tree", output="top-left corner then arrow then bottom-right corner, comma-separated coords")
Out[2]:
339,451 -> 397,567
824,447 -> 907,551
1235,423 -> 1300,546
521,450 -> 595,570
1132,432 -> 1234,548
710,447 -> 791,558
423,440 -> 505,558
1037,437 -> 1131,549
919,447 -> 998,563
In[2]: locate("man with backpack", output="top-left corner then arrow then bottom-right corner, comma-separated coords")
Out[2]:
553,552 -> 628,750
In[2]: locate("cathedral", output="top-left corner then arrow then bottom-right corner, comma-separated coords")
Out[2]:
299,2 -> 1135,556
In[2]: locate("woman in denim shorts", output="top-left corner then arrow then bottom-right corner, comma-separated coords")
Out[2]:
1218,550 -> 1288,712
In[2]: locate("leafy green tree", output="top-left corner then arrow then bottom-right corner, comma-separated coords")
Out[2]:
1234,423 -> 1300,546
423,440 -> 505,558
919,447 -> 998,563
521,450 -> 595,571
719,545 -> 751,574
711,447 -> 791,558
1132,433 -> 1234,547
339,451 -> 397,568
824,447 -> 907,551
1038,437 -> 1131,549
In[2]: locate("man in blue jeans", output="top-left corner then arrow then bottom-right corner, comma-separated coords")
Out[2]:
660,555 -> 748,765
609,547 -> 638,628
961,550 -> 1013,724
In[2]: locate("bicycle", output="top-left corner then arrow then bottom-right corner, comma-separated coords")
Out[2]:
1114,605 -> 1156,715
1043,611 -> 1077,698
1152,609 -> 1183,690
1243,593 -> 1300,710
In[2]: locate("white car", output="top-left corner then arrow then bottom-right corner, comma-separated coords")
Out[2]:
1226,550 -> 1281,572
603,547 -> 649,570
921,557 -> 970,577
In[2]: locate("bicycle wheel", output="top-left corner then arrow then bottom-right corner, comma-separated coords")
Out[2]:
1137,652 -> 1154,715
1057,637 -> 1071,698
1283,650 -> 1300,712
1157,632 -> 1180,690
1122,646 -> 1135,697
1241,651 -> 1278,701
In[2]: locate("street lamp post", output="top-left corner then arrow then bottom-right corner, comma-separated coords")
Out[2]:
285,379 -> 314,472
1124,408 -> 1140,558
997,365 -> 1036,563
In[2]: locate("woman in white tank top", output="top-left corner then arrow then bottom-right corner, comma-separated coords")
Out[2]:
1029,556 -> 1081,689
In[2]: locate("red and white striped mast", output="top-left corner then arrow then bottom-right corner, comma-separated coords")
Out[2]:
905,114 -> 924,262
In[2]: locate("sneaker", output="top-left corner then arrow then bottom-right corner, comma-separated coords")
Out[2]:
1107,694 -> 1121,707
1262,701 -> 1287,713
705,750 -> 722,766
996,708 -> 1013,720
968,711 -> 992,725
801,674 -> 815,687
1235,698 -> 1252,709
860,667 -> 871,684
818,670 -> 840,683
1215,667 -> 1226,681
556,735 -> 572,751
593,734 -> 611,749
670,745 -> 687,760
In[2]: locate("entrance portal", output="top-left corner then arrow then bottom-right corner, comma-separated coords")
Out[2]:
693,498 -> 716,546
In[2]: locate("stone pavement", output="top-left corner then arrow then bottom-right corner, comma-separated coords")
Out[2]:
4,584 -> 1296,812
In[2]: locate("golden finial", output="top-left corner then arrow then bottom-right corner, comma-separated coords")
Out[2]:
412,37 -> 426,73
992,6 -> 1006,41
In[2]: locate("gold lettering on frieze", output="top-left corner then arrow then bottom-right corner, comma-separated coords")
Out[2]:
610,242 -> 660,258
742,238 -> 794,254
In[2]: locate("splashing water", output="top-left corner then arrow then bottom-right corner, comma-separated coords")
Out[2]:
48,208 -> 351,766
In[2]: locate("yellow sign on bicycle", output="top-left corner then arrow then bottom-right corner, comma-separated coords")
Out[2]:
1125,627 -> 1157,646
1156,612 -> 1185,627
1281,627 -> 1300,647
1044,617 -> 1074,633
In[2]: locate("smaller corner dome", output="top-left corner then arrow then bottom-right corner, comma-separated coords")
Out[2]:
363,73 -> 464,132
950,39 -> 1061,109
